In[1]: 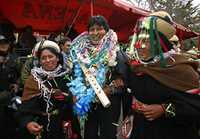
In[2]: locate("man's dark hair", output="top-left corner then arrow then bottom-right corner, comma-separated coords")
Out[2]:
58,37 -> 71,46
23,25 -> 33,33
87,15 -> 110,32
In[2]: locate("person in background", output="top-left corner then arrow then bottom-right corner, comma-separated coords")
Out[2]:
48,33 -> 57,42
0,34 -> 20,94
59,37 -> 71,54
125,11 -> 200,139
18,40 -> 81,139
18,25 -> 36,55
20,44 -> 40,87
0,34 -> 20,139
58,37 -> 73,69
0,23 -> 16,45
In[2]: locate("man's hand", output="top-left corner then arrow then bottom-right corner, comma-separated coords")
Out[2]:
103,85 -> 112,96
112,78 -> 124,88
103,78 -> 125,96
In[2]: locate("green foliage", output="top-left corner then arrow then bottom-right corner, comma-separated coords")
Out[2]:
132,0 -> 199,32
132,0 -> 200,49
151,0 -> 199,31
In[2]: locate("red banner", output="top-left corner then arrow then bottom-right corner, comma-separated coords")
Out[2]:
0,0 -> 198,41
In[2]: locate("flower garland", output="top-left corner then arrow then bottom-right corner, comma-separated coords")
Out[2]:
67,29 -> 119,119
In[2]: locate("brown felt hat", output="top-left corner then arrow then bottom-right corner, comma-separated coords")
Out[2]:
150,11 -> 176,39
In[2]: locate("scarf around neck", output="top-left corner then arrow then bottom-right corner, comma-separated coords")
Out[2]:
70,29 -> 119,67
130,54 -> 199,93
22,65 -> 68,101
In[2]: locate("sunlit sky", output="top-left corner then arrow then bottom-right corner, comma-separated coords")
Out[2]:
124,0 -> 200,7
193,0 -> 200,6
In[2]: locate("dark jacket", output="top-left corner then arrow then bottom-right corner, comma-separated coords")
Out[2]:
18,73 -> 81,139
127,68 -> 200,139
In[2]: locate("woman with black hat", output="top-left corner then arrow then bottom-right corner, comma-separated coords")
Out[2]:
125,11 -> 200,139
0,34 -> 20,139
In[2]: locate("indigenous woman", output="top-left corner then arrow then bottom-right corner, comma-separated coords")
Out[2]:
18,40 -> 81,139
126,11 -> 200,139
68,15 -> 124,139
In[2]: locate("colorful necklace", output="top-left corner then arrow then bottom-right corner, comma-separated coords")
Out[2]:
67,30 -> 119,119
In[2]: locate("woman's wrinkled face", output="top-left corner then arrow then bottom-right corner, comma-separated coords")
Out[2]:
136,41 -> 153,61
40,49 -> 59,71
89,24 -> 106,45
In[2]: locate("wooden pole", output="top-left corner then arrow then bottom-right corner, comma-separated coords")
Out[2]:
90,0 -> 94,16
198,35 -> 200,51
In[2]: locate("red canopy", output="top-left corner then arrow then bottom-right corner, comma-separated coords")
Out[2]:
0,0 -> 199,41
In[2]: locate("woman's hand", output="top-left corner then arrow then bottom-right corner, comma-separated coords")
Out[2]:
26,121 -> 43,135
53,89 -> 69,101
132,98 -> 165,121
139,104 -> 165,121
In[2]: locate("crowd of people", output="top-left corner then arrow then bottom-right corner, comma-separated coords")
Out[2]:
0,11 -> 200,139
